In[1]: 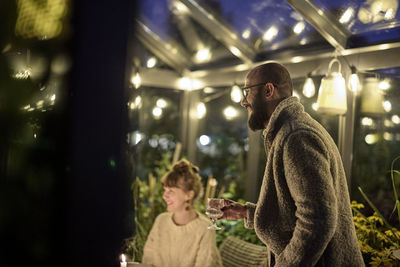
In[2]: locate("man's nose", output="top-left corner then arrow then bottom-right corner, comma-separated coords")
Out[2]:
240,97 -> 248,107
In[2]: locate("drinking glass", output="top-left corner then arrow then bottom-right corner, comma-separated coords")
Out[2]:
206,198 -> 224,230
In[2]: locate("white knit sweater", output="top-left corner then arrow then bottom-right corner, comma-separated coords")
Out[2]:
142,212 -> 222,267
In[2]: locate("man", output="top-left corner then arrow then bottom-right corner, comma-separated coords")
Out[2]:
221,62 -> 364,266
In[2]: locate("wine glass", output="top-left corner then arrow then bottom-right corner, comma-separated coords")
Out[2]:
206,198 -> 224,230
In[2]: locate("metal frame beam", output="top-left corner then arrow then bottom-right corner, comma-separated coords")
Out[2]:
190,42 -> 400,87
286,0 -> 350,51
172,11 -> 204,54
135,20 -> 192,75
176,0 -> 255,64
140,42 -> 400,89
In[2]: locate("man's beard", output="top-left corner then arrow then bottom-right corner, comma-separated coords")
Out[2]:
248,92 -> 269,131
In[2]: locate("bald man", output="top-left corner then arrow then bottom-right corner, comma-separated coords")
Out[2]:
221,63 -> 364,267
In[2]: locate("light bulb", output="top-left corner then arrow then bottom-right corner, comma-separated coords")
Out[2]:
132,72 -> 141,89
146,57 -> 157,68
263,26 -> 278,41
197,102 -> 206,119
339,8 -> 354,23
383,100 -> 392,112
349,67 -> 361,93
231,85 -> 242,103
293,22 -> 305,34
223,106 -> 237,120
302,77 -> 315,98
195,48 -> 211,62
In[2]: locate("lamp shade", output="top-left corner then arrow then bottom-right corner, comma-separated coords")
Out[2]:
316,58 -> 347,115
360,77 -> 385,115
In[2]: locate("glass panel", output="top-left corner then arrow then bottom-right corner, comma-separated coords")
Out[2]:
195,86 -> 248,195
131,86 -> 183,179
312,0 -> 400,46
132,40 -> 175,71
351,68 -> 400,216
138,0 -> 235,66
139,0 -> 172,41
194,0 -> 333,53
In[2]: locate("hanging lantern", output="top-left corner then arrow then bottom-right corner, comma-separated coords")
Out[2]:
360,77 -> 385,115
316,58 -> 347,115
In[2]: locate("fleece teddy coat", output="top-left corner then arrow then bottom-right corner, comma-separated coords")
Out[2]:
244,96 -> 364,267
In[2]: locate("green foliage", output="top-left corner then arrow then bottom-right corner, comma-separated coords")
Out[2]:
354,155 -> 400,266
215,218 -> 264,247
352,201 -> 400,266
124,154 -> 171,261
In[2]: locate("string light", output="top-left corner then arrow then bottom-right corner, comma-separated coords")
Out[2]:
293,22 -> 305,34
132,72 -> 141,89
349,66 -> 361,93
197,102 -> 206,119
302,74 -> 315,98
146,57 -> 157,68
230,84 -> 242,103
223,106 -> 238,120
263,26 -> 278,41
195,48 -> 211,62
339,8 -> 354,23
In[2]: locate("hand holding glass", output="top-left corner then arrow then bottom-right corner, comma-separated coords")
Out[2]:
206,198 -> 224,230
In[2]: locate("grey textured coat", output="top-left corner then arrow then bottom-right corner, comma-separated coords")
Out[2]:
245,97 -> 364,267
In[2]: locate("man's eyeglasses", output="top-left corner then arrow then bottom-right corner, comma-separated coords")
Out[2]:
241,82 -> 276,98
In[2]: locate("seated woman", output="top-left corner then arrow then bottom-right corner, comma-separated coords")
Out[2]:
142,159 -> 222,267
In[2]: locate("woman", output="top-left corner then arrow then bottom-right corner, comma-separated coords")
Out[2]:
142,159 -> 222,267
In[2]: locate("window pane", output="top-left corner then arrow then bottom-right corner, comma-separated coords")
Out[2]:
351,69 -> 400,215
132,86 -> 182,179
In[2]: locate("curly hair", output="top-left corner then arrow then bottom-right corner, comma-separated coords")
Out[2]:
161,159 -> 204,203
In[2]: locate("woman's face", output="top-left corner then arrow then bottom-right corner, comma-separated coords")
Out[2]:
162,186 -> 191,213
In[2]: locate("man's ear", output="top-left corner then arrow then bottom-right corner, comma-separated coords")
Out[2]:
265,83 -> 275,98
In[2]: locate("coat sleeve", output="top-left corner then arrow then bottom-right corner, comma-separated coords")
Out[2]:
276,130 -> 338,266
244,202 -> 257,229
194,229 -> 222,267
142,215 -> 162,267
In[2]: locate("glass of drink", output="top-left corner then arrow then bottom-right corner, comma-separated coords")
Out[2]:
206,198 -> 224,230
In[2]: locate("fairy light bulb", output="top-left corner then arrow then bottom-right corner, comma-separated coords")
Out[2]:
302,75 -> 315,98
230,84 -> 242,103
349,66 -> 361,93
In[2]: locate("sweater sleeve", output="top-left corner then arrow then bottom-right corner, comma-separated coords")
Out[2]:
244,202 -> 257,229
142,215 -> 162,267
194,229 -> 222,267
277,130 -> 338,267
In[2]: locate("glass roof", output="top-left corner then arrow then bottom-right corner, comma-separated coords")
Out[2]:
139,0 -> 171,41
138,0 -> 240,67
194,0 -> 332,52
312,0 -> 400,34
137,0 -> 400,70
312,0 -> 400,47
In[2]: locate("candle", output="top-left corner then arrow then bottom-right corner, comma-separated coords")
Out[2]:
120,254 -> 127,267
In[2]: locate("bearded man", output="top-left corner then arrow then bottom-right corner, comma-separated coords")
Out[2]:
221,62 -> 365,267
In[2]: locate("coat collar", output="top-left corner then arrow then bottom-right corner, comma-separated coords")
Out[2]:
262,96 -> 304,148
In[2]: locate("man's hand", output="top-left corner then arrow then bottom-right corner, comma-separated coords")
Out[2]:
221,199 -> 247,220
